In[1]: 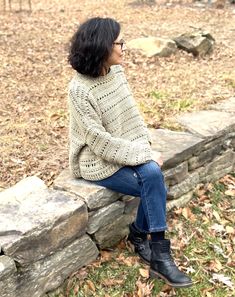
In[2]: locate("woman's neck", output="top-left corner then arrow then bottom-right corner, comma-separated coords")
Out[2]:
101,65 -> 111,76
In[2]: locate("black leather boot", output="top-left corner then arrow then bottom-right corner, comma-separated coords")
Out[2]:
150,240 -> 193,288
127,223 -> 151,265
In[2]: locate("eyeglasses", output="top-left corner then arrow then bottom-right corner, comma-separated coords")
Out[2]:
113,39 -> 125,50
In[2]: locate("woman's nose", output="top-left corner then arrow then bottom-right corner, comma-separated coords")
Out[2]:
122,43 -> 127,51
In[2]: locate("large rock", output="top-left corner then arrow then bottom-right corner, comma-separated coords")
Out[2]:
199,150 -> 235,182
166,191 -> 193,211
177,110 -> 235,138
188,144 -> 223,170
173,31 -> 215,56
164,161 -> 189,186
0,177 -> 88,265
54,169 -> 121,210
0,235 -> 99,297
0,256 -> 16,280
227,134 -> 235,150
0,175 -> 47,197
127,37 -> 177,57
167,171 -> 200,199
149,128 -> 203,169
121,195 -> 140,215
87,201 -> 125,234
209,97 -> 235,114
93,215 -> 132,249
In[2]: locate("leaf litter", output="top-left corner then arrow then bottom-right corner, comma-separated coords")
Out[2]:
1,0 -> 235,190
59,174 -> 235,297
1,1 -> 235,296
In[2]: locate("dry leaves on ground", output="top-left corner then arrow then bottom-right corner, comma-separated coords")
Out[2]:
1,0 -> 235,189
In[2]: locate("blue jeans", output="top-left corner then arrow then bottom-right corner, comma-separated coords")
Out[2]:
90,161 -> 167,233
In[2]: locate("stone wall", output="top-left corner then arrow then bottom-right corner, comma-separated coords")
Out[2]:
0,98 -> 234,297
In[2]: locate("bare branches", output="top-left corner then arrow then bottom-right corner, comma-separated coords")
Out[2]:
2,0 -> 32,11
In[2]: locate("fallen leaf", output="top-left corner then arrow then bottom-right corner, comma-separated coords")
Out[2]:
211,273 -> 234,289
100,250 -> 113,262
50,113 -> 61,120
102,279 -> 124,287
181,207 -> 196,221
212,210 -> 221,222
208,258 -> 223,272
225,189 -> 235,197
174,208 -> 182,215
75,267 -> 88,280
225,226 -> 234,234
139,268 -> 149,278
136,279 -> 153,297
227,261 -> 235,268
198,194 -> 210,202
211,223 -> 225,233
117,239 -> 127,250
186,266 -> 196,274
117,254 -> 138,266
86,279 -> 96,292
73,285 -> 79,295
201,286 -> 215,297
210,244 -> 227,258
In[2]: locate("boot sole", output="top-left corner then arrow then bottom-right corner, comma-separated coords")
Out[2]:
149,269 -> 193,288
126,239 -> 150,266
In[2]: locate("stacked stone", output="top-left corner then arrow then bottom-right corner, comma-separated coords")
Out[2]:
53,98 -> 235,251
0,97 -> 234,297
0,177 -> 99,297
53,171 -> 140,250
159,97 -> 235,209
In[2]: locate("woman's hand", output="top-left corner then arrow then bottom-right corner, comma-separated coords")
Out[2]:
152,151 -> 163,167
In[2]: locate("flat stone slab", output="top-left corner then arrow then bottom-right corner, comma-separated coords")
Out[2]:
168,171 -> 200,200
199,150 -> 235,183
127,37 -> 177,57
177,110 -> 235,138
0,235 -> 99,297
121,195 -> 140,215
149,128 -> 203,169
87,201 -> 125,234
209,97 -> 235,113
0,256 -> 16,281
93,215 -> 132,249
164,161 -> 188,186
0,177 -> 88,265
188,143 -> 223,170
54,169 -> 122,210
167,191 -> 193,211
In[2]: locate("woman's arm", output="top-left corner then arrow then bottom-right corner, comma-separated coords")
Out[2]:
69,92 -> 152,166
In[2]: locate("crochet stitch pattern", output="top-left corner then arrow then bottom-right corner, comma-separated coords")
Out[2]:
68,65 -> 152,180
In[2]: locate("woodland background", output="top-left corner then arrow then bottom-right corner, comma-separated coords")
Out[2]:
1,1 -> 235,296
1,0 -> 235,189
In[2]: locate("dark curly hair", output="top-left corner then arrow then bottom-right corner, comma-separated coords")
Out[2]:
68,17 -> 121,77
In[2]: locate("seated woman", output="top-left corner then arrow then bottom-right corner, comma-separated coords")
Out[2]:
67,17 -> 192,288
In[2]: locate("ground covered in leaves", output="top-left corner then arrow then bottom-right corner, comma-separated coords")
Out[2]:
51,175 -> 235,297
1,1 -> 234,296
1,0 -> 235,188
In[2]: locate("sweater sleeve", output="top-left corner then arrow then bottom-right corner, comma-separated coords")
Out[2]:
69,91 -> 152,166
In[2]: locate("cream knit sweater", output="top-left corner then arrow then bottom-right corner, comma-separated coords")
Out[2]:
68,65 -> 152,181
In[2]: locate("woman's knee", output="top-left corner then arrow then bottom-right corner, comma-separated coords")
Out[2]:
136,161 -> 164,183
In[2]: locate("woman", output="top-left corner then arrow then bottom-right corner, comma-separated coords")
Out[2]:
68,17 -> 192,288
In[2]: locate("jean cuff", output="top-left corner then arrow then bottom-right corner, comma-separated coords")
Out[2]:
148,225 -> 168,232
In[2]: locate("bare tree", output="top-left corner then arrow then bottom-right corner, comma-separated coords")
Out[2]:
141,0 -> 156,3
2,0 -> 32,11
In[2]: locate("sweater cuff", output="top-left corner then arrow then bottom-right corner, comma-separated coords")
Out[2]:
136,145 -> 152,165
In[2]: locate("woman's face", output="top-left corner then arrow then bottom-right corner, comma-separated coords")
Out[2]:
106,35 -> 126,68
